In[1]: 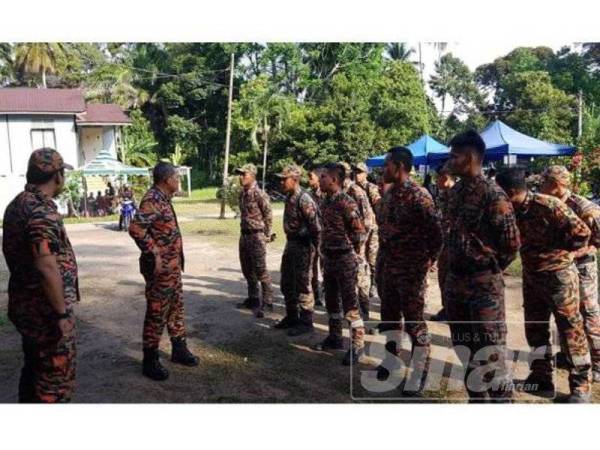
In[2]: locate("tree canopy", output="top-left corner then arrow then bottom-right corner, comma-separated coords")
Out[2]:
1,42 -> 598,187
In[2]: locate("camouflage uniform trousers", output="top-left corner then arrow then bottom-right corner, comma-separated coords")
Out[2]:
437,245 -> 449,310
576,259 -> 600,373
356,242 -> 371,316
365,227 -> 379,293
280,240 -> 315,322
323,250 -> 365,348
19,317 -> 77,403
311,243 -> 323,303
445,270 -> 511,400
142,268 -> 186,350
239,232 -> 273,306
379,261 -> 431,374
523,265 -> 591,394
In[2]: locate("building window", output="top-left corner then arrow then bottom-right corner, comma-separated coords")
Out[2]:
31,128 -> 56,150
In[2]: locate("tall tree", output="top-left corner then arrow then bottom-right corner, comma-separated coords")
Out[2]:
385,43 -> 414,61
14,43 -> 66,88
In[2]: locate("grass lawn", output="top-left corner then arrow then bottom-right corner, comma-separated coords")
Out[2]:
181,216 -> 285,251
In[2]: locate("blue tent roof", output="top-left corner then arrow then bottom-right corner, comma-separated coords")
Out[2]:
366,135 -> 449,168
426,120 -> 576,165
481,120 -> 576,159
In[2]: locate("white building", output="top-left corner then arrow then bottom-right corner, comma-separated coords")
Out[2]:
0,88 -> 131,216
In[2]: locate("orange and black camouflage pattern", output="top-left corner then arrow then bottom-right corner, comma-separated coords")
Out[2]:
515,192 -> 590,272
523,266 -> 591,394
308,185 -> 323,298
2,183 -> 79,403
239,182 -> 272,235
342,180 -> 372,307
356,178 -> 381,278
434,188 -> 452,308
129,186 -> 187,349
516,191 -> 592,393
280,188 -> 321,319
561,191 -> 600,372
444,175 -> 520,399
321,190 -> 366,347
377,180 -> 442,374
446,175 -> 520,274
238,182 -> 273,305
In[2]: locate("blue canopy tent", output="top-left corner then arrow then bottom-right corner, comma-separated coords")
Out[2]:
366,134 -> 449,169
426,120 -> 576,166
481,120 -> 576,161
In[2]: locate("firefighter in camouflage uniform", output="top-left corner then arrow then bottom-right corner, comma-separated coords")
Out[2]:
3,148 -> 78,403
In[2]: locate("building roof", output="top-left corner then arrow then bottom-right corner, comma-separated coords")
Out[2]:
0,88 -> 86,114
76,103 -> 132,125
0,88 -> 131,125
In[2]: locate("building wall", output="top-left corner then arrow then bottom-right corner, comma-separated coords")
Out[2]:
0,115 -> 79,217
79,126 -> 118,163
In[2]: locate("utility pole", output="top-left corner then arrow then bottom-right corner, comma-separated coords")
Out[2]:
578,89 -> 583,139
219,52 -> 235,219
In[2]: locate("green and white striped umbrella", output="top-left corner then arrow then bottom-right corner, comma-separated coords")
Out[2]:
81,149 -> 149,176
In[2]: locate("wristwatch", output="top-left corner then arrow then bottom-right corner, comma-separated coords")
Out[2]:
55,311 -> 71,320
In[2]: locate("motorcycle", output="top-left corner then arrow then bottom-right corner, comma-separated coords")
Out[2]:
119,199 -> 135,231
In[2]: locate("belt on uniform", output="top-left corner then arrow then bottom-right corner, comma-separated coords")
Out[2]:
322,248 -> 352,257
241,229 -> 263,235
576,254 -> 596,265
287,235 -> 312,245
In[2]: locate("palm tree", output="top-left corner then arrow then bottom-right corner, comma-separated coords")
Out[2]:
120,131 -> 157,167
385,43 -> 415,61
86,64 -> 149,109
14,43 -> 66,88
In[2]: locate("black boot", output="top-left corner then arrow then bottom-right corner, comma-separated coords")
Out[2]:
522,371 -> 555,397
274,312 -> 299,329
288,312 -> 314,336
237,297 -> 260,310
343,345 -> 367,366
376,341 -> 400,380
360,302 -> 370,321
143,348 -> 169,381
171,338 -> 200,367
314,335 -> 344,351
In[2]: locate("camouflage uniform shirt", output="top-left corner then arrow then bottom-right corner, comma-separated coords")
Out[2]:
129,186 -> 184,271
377,179 -> 443,269
343,179 -> 373,231
239,182 -> 272,236
447,174 -> 520,274
356,178 -> 381,227
284,187 -> 321,246
2,184 -> 80,340
320,190 -> 366,252
561,190 -> 600,260
516,192 -> 590,272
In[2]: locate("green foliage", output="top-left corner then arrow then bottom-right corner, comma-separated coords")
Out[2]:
121,110 -> 158,167
58,170 -> 83,217
501,71 -> 576,143
216,176 -> 242,216
3,42 -> 600,193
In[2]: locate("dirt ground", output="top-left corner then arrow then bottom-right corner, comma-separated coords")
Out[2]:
1,222 -> 599,403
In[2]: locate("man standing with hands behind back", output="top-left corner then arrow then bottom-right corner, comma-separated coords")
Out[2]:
130,162 -> 199,382
3,148 -> 79,402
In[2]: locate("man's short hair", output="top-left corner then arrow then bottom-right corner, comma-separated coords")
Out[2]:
153,161 -> 177,184
387,146 -> 413,171
449,130 -> 486,159
496,167 -> 528,193
322,162 -> 345,184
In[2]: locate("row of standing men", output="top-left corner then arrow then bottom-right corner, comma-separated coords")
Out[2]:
235,131 -> 600,402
